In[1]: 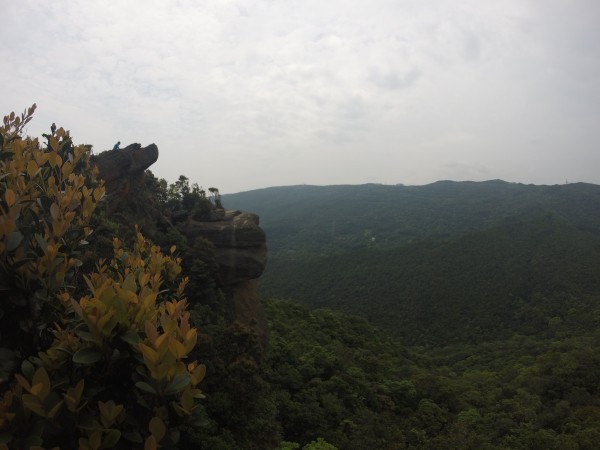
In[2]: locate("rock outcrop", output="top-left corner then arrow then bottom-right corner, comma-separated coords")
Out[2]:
180,210 -> 267,285
179,210 -> 269,347
92,143 -> 158,210
93,143 -> 269,347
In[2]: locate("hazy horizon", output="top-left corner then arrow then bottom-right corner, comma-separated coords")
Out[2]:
2,0 -> 599,194
222,177 -> 597,195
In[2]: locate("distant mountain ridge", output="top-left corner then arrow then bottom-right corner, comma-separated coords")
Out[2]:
223,180 -> 600,346
223,180 -> 600,254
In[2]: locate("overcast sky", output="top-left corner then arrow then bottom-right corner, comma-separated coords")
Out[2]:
2,0 -> 599,193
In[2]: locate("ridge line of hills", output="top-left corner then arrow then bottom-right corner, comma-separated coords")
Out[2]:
222,180 -> 600,346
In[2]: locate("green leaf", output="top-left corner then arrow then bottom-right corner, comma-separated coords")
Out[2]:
101,429 -> 122,448
72,347 -> 102,365
6,231 -> 23,252
34,233 -> 47,251
120,330 -> 140,346
164,373 -> 190,395
20,360 -> 35,380
76,328 -> 98,343
135,381 -> 157,395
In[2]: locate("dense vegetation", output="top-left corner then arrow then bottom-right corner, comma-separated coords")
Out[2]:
0,106 -> 204,449
223,182 -> 600,254
3,106 -> 600,449
260,215 -> 600,345
264,298 -> 600,449
225,181 -> 600,448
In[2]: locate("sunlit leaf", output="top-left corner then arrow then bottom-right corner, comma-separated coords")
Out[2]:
26,160 -> 38,178
50,203 -> 60,220
4,189 -> 15,206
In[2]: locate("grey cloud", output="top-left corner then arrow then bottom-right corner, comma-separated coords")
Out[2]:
369,67 -> 422,90
1,0 -> 599,194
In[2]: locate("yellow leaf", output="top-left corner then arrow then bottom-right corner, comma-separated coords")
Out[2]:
154,331 -> 167,348
22,394 -> 46,417
93,187 -> 104,202
168,339 -> 187,359
122,273 -> 137,292
148,416 -> 166,442
47,399 -> 64,418
63,380 -> 84,412
14,373 -> 31,392
192,364 -> 206,385
97,311 -> 116,336
145,321 -> 158,343
89,430 -> 102,450
61,160 -> 72,177
27,159 -> 38,178
29,383 -> 43,397
144,435 -> 157,450
50,203 -> 60,220
180,389 -> 194,412
49,136 -> 59,152
138,272 -> 150,288
32,367 -> 51,400
184,329 -> 197,354
4,189 -> 16,207
138,343 -> 159,366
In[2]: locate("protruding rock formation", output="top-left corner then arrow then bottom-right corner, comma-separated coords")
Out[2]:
179,210 -> 269,347
93,143 -> 269,348
180,210 -> 267,285
92,143 -> 158,209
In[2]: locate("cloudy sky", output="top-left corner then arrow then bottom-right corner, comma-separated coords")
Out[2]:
2,0 -> 599,193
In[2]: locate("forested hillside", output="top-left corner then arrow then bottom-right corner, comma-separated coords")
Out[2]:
223,181 -> 600,448
263,298 -> 600,449
261,215 -> 600,345
224,181 -> 600,254
4,105 -> 600,449
224,182 -> 600,345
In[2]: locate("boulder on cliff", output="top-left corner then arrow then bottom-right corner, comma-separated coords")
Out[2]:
92,143 -> 158,208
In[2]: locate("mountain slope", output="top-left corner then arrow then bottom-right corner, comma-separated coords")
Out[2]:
260,215 -> 600,345
223,181 -> 600,254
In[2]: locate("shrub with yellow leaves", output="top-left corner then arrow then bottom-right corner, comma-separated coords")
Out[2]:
0,104 -> 104,354
0,106 -> 204,449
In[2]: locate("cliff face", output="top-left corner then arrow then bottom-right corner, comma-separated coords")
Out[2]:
180,210 -> 267,285
179,210 -> 269,347
93,144 -> 269,347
